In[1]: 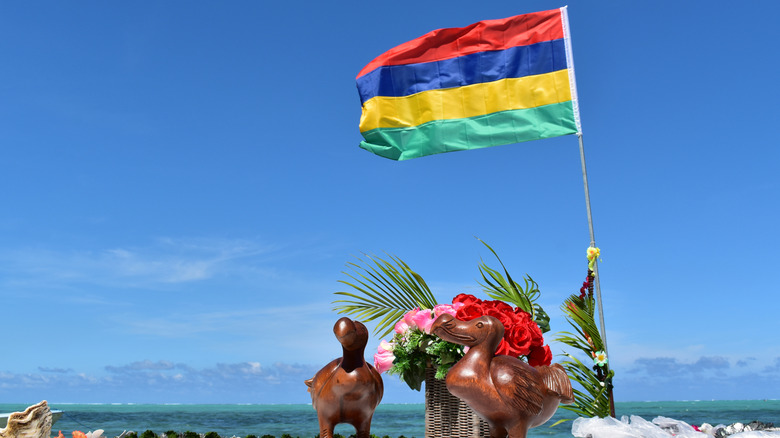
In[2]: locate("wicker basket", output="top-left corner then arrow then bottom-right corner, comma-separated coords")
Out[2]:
424,367 -> 490,437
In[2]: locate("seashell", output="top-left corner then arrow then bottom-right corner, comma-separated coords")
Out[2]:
0,401 -> 53,438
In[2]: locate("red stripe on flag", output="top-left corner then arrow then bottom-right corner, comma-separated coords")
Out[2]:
357,8 -> 563,79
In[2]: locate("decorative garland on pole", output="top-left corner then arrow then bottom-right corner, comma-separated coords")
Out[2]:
554,247 -> 616,421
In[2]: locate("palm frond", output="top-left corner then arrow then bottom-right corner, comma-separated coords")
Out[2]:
557,353 -> 612,419
554,276 -> 614,419
333,253 -> 438,338
476,239 -> 549,332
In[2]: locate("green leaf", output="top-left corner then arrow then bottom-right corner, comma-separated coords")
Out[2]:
533,303 -> 551,333
475,239 -> 542,319
333,253 -> 438,338
556,353 -> 611,418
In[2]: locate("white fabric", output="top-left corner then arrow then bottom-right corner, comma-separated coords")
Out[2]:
571,415 -> 780,437
560,5 -> 582,134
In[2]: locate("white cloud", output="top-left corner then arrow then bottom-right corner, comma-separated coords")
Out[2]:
0,360 -> 324,403
627,356 -> 731,376
113,301 -> 349,366
616,355 -> 780,401
38,367 -> 73,374
105,360 -> 177,373
764,357 -> 780,374
0,237 -> 291,292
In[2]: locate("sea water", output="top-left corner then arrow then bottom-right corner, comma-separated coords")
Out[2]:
1,401 -> 777,438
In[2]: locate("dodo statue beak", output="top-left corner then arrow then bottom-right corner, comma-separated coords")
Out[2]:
431,313 -> 454,336
431,313 -> 477,346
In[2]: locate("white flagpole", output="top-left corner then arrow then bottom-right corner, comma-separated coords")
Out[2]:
564,6 -> 614,416
563,5 -> 610,360
577,133 -> 609,357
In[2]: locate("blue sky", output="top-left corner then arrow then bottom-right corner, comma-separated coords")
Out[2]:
1,1 -> 778,406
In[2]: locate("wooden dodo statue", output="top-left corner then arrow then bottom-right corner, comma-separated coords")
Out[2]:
305,317 -> 383,438
431,314 -> 573,438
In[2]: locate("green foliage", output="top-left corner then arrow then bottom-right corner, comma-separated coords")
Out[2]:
333,253 -> 438,338
477,239 -> 550,333
165,431 -> 178,438
425,335 -> 464,379
553,273 -> 614,422
204,433 -> 220,438
387,330 -> 428,390
385,328 -> 464,390
558,353 -> 614,419
183,432 -> 200,438
141,431 -> 158,438
258,435 -> 273,438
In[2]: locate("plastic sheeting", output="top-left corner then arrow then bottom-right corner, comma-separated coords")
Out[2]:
571,415 -> 780,437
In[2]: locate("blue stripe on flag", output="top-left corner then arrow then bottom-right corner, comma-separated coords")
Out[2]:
357,38 -> 567,104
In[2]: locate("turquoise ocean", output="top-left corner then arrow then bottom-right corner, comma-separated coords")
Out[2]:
2,401 -> 777,438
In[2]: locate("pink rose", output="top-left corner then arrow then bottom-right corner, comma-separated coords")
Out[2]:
378,339 -> 393,351
373,341 -> 395,373
433,304 -> 458,318
394,319 -> 410,334
402,308 -> 421,330
412,309 -> 436,334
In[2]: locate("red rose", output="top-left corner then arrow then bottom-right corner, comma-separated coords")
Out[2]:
455,302 -> 485,321
482,301 -> 518,331
514,309 -> 544,347
452,293 -> 482,307
503,320 -> 534,357
527,345 -> 552,367
495,338 -> 512,356
482,299 -> 513,313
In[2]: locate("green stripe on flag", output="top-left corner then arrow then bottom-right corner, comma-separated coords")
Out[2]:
359,101 -> 578,161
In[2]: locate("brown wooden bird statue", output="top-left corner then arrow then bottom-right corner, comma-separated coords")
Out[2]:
431,313 -> 573,438
305,317 -> 383,438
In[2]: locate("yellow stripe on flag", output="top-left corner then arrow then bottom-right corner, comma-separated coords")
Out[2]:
359,69 -> 572,132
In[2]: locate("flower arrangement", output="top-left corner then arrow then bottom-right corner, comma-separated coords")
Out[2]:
372,293 -> 553,391
335,240 -> 553,391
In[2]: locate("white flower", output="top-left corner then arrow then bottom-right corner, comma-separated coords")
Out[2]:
593,350 -> 608,367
